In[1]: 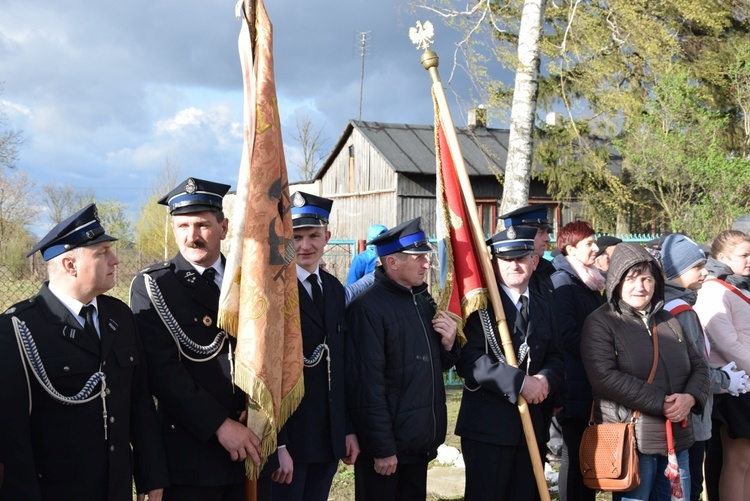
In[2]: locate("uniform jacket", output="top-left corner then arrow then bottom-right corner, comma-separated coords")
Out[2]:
455,286 -> 564,447
581,243 -> 709,455
130,252 -> 246,486
551,254 -> 606,421
531,256 -> 555,302
278,269 -> 349,464
0,284 -> 168,501
345,267 -> 460,464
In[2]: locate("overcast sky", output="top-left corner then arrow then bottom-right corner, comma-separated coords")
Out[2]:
0,0 -> 491,231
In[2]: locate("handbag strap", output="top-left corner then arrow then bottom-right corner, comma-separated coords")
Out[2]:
588,319 -> 660,424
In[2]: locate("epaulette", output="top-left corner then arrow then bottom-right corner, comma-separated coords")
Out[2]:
2,297 -> 37,316
140,261 -> 173,274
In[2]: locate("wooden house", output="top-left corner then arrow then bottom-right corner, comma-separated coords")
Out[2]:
310,117 -> 558,240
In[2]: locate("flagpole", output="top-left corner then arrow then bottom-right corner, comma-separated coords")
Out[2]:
420,47 -> 551,501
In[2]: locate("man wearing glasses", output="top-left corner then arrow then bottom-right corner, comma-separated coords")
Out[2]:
345,217 -> 460,501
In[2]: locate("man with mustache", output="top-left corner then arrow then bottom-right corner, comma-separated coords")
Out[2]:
130,178 -> 265,501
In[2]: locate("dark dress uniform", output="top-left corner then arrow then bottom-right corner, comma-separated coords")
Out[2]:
271,191 -> 349,500
130,251 -> 248,489
273,269 -> 348,500
0,285 -> 168,501
455,226 -> 564,501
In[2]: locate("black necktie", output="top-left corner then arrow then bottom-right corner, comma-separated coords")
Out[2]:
518,295 -> 529,334
307,274 -> 325,318
80,304 -> 99,340
203,267 -> 220,294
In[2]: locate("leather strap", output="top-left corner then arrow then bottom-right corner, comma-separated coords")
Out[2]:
589,320 -> 660,424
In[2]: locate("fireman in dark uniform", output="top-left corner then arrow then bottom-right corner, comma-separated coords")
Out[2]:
0,203 -> 168,501
130,178 -> 263,501
270,192 -> 359,501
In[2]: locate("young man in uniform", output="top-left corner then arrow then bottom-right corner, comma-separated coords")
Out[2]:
270,191 -> 359,500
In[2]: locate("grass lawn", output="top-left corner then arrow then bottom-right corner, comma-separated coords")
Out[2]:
329,387 -> 614,501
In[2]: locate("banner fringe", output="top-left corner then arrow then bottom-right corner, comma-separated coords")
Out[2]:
217,309 -> 239,339
235,364 -> 305,480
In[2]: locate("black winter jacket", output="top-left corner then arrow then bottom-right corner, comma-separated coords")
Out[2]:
345,267 -> 460,463
551,254 -> 606,420
581,243 -> 709,455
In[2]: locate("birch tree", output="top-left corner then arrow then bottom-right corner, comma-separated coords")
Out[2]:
498,0 -> 545,215
417,0 -> 750,232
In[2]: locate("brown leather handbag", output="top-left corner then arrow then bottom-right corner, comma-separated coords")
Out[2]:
579,323 -> 659,492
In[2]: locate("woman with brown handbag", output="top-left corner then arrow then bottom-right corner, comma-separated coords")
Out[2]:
581,243 -> 709,500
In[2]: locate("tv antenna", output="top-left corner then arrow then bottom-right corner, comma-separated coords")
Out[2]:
355,31 -> 371,121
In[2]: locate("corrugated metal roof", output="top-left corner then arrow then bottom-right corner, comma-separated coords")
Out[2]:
316,119 -> 621,179
318,120 -> 509,179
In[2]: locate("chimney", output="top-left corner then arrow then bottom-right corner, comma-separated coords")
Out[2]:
546,112 -> 564,127
468,105 -> 486,129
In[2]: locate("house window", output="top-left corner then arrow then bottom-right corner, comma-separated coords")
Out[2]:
477,200 -> 496,238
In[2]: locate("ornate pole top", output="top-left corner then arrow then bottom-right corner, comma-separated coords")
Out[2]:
410,20 -> 440,80
409,20 -> 434,50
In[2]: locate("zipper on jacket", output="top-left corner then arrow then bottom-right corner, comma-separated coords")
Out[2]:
413,293 -> 438,444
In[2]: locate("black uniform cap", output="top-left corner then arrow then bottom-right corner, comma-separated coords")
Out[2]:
27,203 -> 117,261
369,217 -> 432,257
291,191 -> 334,228
487,225 -> 537,259
158,177 -> 231,215
497,204 -> 552,230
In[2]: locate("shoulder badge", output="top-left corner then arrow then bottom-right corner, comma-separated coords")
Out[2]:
3,297 -> 35,316
141,261 -> 172,274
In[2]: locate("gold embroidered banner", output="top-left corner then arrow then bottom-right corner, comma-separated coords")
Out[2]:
218,0 -> 303,479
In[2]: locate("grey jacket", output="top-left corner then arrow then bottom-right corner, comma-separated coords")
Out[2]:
664,282 -> 728,441
581,243 -> 709,455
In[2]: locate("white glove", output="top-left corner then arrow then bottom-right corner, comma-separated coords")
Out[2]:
721,361 -> 749,396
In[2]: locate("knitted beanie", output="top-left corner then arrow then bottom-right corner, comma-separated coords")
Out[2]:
661,234 -> 706,280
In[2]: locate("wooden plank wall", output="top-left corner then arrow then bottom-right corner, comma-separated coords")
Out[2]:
322,129 -> 398,239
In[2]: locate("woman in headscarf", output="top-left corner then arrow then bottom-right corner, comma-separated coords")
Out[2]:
550,221 -> 606,501
694,230 -> 750,500
581,243 -> 709,500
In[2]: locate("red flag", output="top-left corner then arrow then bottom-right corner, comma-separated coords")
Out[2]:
434,91 -> 488,342
218,0 -> 303,479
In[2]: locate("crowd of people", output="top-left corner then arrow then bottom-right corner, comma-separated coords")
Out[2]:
0,180 -> 748,501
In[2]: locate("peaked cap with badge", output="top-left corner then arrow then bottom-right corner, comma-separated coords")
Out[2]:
498,204 -> 553,230
27,202 -> 118,261
369,217 -> 433,257
2,203 -> 168,499
129,177 -> 251,487
158,177 -> 231,215
487,226 -> 537,259
291,191 -> 334,228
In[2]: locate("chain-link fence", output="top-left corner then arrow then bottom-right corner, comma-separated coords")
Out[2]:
0,252 -> 167,311
0,243 -> 362,312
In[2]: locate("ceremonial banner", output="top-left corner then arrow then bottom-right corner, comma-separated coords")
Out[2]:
218,0 -> 303,478
434,91 -> 487,344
